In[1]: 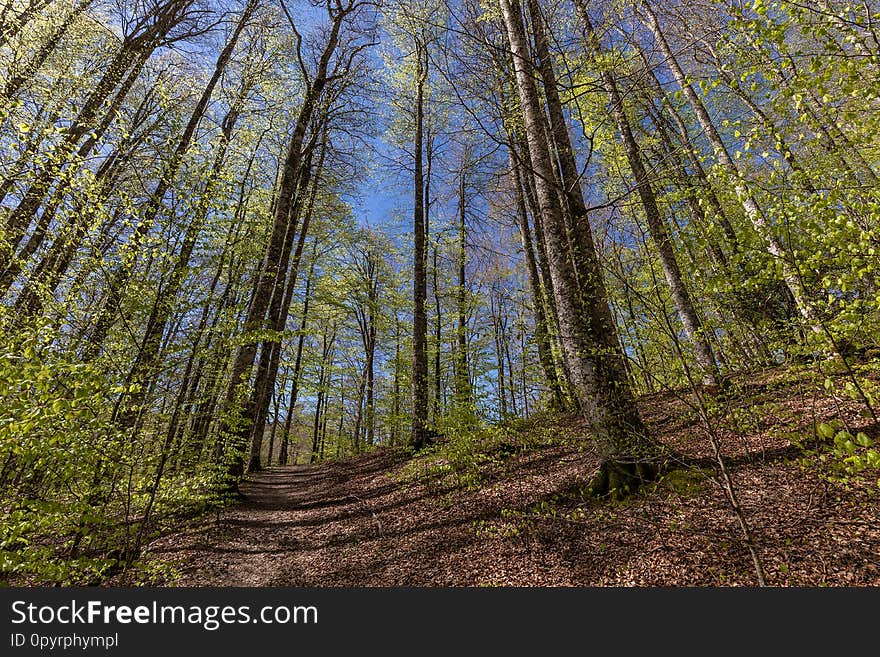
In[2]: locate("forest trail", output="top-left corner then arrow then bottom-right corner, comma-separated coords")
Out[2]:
146,368 -> 880,586
148,446 -> 594,586
149,454 -> 437,587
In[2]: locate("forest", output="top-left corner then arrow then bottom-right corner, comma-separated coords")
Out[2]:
1,0 -> 879,587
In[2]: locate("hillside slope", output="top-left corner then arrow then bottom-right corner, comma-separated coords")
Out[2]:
145,367 -> 880,586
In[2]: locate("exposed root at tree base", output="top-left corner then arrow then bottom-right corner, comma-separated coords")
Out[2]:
587,459 -> 661,499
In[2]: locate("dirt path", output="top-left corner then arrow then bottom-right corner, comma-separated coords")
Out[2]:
149,446 -> 593,586
150,454 -> 398,586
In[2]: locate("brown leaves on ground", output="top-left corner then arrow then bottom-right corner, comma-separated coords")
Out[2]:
146,366 -> 880,586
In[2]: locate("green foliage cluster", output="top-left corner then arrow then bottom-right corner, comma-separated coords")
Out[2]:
0,320 -> 121,582
799,420 -> 880,488
0,320 -> 231,584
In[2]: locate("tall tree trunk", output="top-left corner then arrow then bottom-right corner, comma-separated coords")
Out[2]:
500,0 -> 660,494
526,0 -> 598,289
432,241 -> 442,419
454,170 -> 472,410
266,383 -> 282,466
411,37 -> 430,449
310,324 -> 336,464
509,149 -> 564,407
491,288 -> 508,418
391,313 -> 401,446
218,7 -> 347,480
641,99 -> 729,268
498,72 -> 573,404
246,122 -> 327,472
279,245 -> 317,465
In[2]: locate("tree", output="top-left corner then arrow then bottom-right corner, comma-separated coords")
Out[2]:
498,0 -> 662,493
577,6 -> 720,387
216,0 -> 369,480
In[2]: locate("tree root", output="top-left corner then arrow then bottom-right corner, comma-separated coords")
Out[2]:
587,458 -> 662,500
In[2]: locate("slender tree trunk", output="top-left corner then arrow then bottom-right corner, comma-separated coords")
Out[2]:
392,313 -> 401,446
337,390 -> 347,457
509,149 -> 564,407
454,170 -> 472,410
526,0 -> 598,289
1,0 -> 94,101
266,384 -> 282,466
0,104 -> 60,208
584,18 -> 720,386
279,246 -> 317,465
491,289 -> 508,418
432,241 -> 442,418
310,324 -> 336,463
411,38 -> 430,449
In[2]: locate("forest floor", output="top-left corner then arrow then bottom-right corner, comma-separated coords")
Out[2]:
144,365 -> 880,586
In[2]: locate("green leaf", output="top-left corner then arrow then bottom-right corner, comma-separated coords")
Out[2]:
817,422 -> 835,439
856,432 -> 874,448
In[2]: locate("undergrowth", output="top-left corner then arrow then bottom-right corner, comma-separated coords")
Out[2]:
397,412 -> 572,492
